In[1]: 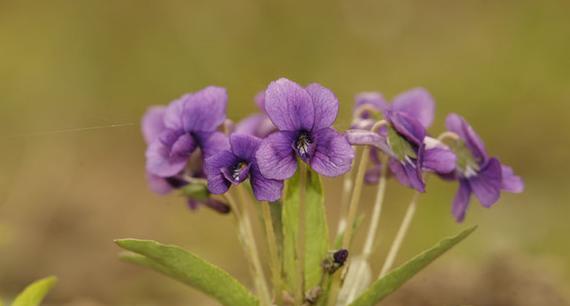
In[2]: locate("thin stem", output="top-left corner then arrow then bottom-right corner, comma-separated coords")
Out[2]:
379,191 -> 420,278
261,201 -> 283,304
334,151 -> 355,247
343,156 -> 388,303
327,146 -> 370,306
226,191 -> 272,306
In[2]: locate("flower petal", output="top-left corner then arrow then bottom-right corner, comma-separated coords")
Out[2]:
445,113 -> 487,162
452,180 -> 472,223
141,106 -> 166,144
204,150 -> 237,194
194,131 -> 230,158
501,164 -> 524,193
182,86 -> 228,132
345,129 -> 395,157
264,78 -> 314,131
164,97 -> 186,130
392,88 -> 435,128
234,114 -> 276,138
146,172 -> 173,195
469,158 -> 502,207
423,147 -> 456,174
146,130 -> 196,177
250,164 -> 284,201
310,128 -> 355,177
256,131 -> 298,180
305,83 -> 339,130
387,111 -> 426,146
230,133 -> 262,161
388,158 -> 425,192
354,92 -> 389,114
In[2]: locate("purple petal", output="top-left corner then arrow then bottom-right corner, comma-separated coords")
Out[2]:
141,106 -> 166,144
250,164 -> 284,201
230,134 -> 262,161
204,150 -> 237,194
354,92 -> 389,114
388,158 -> 425,192
501,164 -> 524,193
146,172 -> 173,195
305,83 -> 339,130
423,147 -> 456,174
164,97 -> 186,130
469,158 -> 502,207
256,131 -> 298,180
310,128 -> 355,177
387,112 -> 426,146
194,131 -> 230,158
345,129 -> 395,157
445,113 -> 487,162
203,198 -> 232,214
264,78 -> 314,131
392,88 -> 435,128
452,180 -> 472,223
182,86 -> 228,132
146,130 -> 196,177
234,114 -> 276,138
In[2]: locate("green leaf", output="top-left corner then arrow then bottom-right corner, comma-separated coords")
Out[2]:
115,239 -> 259,306
304,168 -> 329,290
282,168 -> 303,301
12,276 -> 57,306
387,126 -> 417,160
349,226 -> 477,306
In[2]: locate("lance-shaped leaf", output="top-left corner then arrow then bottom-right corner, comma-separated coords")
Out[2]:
349,226 -> 477,306
12,276 -> 57,306
282,168 -> 303,301
304,168 -> 329,290
115,239 -> 259,306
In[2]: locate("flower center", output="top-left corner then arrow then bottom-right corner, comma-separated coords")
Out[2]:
295,131 -> 314,161
232,162 -> 248,181
221,161 -> 251,184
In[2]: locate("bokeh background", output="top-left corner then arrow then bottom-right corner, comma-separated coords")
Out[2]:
1,0 -> 569,305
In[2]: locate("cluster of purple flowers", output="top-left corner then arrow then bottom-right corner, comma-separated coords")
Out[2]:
141,78 -> 523,222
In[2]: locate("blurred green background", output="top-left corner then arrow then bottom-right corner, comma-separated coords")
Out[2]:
1,0 -> 569,305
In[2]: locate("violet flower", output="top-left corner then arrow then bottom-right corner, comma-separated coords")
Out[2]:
347,88 -> 455,191
256,78 -> 355,179
234,92 -> 277,138
205,134 -> 283,201
445,113 -> 524,222
145,86 -> 229,177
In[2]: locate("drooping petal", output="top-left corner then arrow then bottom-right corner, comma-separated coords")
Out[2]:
164,97 -> 187,130
230,134 -> 262,161
250,164 -> 284,201
146,130 -> 196,177
423,147 -> 456,174
264,78 -> 314,131
194,131 -> 230,158
182,86 -> 228,132
345,129 -> 395,157
469,158 -> 502,207
387,111 -> 426,146
445,113 -> 487,162
452,180 -> 472,223
388,158 -> 425,192
305,83 -> 339,130
391,88 -> 435,128
256,131 -> 298,180
501,164 -> 524,193
141,106 -> 166,144
146,172 -> 173,195
310,128 -> 355,177
204,150 -> 237,194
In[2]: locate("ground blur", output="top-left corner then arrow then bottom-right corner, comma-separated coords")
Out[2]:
0,1 -> 569,305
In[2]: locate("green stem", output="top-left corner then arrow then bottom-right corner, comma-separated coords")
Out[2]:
261,201 -> 283,304
379,191 -> 420,278
334,150 -> 356,247
226,190 -> 272,306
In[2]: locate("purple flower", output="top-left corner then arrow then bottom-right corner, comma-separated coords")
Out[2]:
145,86 -> 229,178
445,113 -> 524,222
234,92 -> 277,138
347,88 -> 455,191
351,92 -> 388,130
205,134 -> 284,201
256,78 -> 355,179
